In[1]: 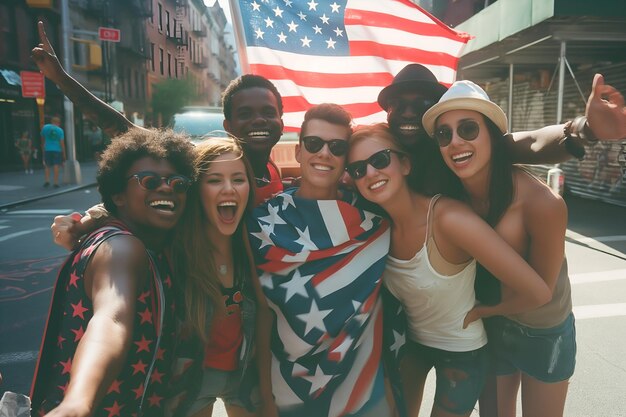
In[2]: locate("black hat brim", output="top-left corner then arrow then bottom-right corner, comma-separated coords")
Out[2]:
378,80 -> 449,111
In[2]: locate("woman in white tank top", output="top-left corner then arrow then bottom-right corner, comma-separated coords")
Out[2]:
346,124 -> 551,417
422,80 -> 578,417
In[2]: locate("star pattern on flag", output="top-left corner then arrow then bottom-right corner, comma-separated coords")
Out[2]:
389,329 -> 406,358
243,0 -> 349,54
300,365 -> 334,394
294,225 -> 318,251
257,202 -> 287,234
280,269 -> 314,301
296,299 -> 332,335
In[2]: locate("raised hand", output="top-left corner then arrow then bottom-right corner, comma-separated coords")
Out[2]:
586,74 -> 626,140
31,21 -> 66,84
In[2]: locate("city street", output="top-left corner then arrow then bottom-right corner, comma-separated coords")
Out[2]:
0,186 -> 625,416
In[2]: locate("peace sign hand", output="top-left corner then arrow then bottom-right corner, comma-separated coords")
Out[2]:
31,21 -> 66,84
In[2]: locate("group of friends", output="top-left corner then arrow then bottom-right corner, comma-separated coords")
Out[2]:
27,20 -> 626,417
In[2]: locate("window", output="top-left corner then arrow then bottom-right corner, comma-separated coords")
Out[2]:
150,43 -> 155,72
0,5 -> 18,62
134,70 -> 140,98
159,47 -> 164,75
149,0 -> 154,24
167,52 -> 172,78
158,3 -> 163,31
127,67 -> 132,97
174,58 -> 178,78
166,10 -> 170,37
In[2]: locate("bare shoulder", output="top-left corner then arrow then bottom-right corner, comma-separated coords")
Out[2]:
431,196 -> 478,227
513,168 -> 567,222
86,234 -> 150,285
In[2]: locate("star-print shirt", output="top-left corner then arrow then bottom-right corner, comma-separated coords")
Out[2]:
30,223 -> 177,417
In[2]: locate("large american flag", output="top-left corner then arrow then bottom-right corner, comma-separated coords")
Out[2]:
230,0 -> 470,130
247,189 -> 391,417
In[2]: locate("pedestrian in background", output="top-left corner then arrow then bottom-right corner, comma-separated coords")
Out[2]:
86,124 -> 105,161
41,116 -> 66,188
15,131 -> 33,174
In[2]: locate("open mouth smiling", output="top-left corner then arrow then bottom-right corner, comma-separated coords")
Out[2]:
369,180 -> 387,190
217,201 -> 238,222
451,151 -> 473,163
149,200 -> 176,212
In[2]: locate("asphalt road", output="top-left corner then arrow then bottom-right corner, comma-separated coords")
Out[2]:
0,188 -> 625,416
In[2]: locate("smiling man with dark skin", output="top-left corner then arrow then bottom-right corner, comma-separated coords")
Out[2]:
31,22 -> 285,204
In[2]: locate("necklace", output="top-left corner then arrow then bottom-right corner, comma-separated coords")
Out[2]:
218,264 -> 228,275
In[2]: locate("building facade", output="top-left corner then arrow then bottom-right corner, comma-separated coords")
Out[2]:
0,0 -> 64,171
422,0 -> 626,206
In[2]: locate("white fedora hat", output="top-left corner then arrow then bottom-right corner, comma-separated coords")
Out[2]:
422,80 -> 508,137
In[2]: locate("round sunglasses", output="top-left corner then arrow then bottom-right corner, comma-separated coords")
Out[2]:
346,148 -> 406,179
433,120 -> 480,147
127,171 -> 192,193
302,135 -> 349,157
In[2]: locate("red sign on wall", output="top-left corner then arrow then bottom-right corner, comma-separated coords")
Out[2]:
98,27 -> 121,42
20,71 -> 45,98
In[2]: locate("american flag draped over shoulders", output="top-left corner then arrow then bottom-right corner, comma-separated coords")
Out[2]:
230,0 -> 470,130
247,189 -> 391,417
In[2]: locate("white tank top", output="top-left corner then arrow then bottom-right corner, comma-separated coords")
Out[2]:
384,195 -> 488,352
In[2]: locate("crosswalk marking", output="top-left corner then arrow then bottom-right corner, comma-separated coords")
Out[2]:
5,209 -> 74,215
0,227 -> 50,243
570,269 -> 626,285
573,303 -> 626,320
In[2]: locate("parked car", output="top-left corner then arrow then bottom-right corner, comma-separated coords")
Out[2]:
169,106 -> 227,143
169,106 -> 300,177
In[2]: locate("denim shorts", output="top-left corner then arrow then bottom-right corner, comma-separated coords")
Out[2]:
185,367 -> 260,415
406,340 -> 489,414
44,151 -> 62,166
486,313 -> 576,383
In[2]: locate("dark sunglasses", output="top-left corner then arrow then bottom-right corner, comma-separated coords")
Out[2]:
433,120 -> 480,147
346,149 -> 405,180
127,171 -> 192,193
387,96 -> 437,113
302,135 -> 349,157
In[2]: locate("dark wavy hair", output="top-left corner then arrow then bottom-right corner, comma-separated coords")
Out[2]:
172,137 -> 256,342
97,128 -> 197,216
222,74 -> 284,120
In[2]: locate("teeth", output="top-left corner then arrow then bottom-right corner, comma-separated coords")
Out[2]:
218,201 -> 237,207
369,180 -> 387,190
248,131 -> 269,137
399,124 -> 419,131
150,200 -> 175,208
452,152 -> 473,162
313,164 -> 332,171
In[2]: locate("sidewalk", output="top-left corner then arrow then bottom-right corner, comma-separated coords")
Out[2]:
0,162 -> 99,210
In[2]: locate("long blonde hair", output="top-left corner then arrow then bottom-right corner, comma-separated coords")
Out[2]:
172,137 -> 255,342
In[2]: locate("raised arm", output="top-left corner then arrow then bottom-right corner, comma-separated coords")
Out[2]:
31,22 -> 143,138
435,199 -> 551,324
45,235 -> 148,417
505,73 -> 626,164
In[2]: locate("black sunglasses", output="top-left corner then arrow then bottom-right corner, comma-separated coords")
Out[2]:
302,135 -> 349,157
346,149 -> 405,180
387,96 -> 437,113
127,171 -> 192,193
433,120 -> 480,147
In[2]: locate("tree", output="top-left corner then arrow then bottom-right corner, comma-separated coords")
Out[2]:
150,77 -> 199,126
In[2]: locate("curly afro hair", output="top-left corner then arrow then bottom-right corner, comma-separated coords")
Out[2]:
97,128 -> 197,215
221,74 -> 283,121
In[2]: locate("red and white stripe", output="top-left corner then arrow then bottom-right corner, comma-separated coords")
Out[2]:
239,0 -> 470,130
